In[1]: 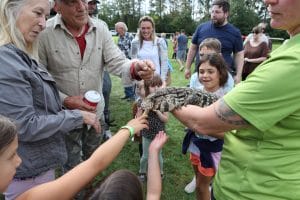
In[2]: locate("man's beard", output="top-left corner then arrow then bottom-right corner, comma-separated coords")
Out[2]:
212,18 -> 226,27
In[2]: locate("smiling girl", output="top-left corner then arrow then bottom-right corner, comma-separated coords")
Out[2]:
198,53 -> 228,97
182,53 -> 228,200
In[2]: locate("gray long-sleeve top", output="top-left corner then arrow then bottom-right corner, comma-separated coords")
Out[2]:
0,44 -> 83,178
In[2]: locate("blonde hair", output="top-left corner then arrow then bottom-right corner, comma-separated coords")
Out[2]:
0,0 -> 39,59
138,16 -> 156,48
199,38 -> 222,53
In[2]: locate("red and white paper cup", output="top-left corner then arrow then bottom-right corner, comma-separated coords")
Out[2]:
83,90 -> 101,107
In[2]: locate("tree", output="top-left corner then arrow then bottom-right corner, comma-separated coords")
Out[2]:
230,0 -> 260,35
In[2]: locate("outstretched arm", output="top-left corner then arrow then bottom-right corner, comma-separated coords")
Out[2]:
17,116 -> 149,200
172,98 -> 249,137
147,131 -> 169,200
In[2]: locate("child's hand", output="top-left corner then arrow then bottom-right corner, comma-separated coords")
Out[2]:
126,115 -> 148,135
149,131 -> 169,153
136,108 -> 144,117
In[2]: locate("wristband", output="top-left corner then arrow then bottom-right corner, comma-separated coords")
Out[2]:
120,125 -> 135,137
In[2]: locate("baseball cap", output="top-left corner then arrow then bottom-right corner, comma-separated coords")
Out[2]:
88,0 -> 100,3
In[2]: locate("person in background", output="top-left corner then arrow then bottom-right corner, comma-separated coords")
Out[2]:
88,0 -> 114,141
0,114 -> 170,200
131,16 -> 168,87
39,0 -> 155,178
136,74 -> 169,182
0,0 -> 100,199
189,38 -> 234,92
177,29 -> 188,71
185,0 -> 244,84
171,31 -> 179,59
160,32 -> 173,86
87,0 -> 99,17
242,26 -> 269,80
149,0 -> 300,199
115,22 -> 134,61
115,22 -> 135,101
244,22 -> 272,51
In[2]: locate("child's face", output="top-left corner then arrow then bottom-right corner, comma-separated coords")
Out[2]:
136,81 -> 145,98
149,85 -> 160,94
198,61 -> 220,92
0,136 -> 22,192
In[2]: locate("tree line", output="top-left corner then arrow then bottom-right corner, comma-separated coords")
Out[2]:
97,0 -> 288,38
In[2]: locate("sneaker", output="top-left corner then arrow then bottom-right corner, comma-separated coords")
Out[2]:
184,176 -> 196,193
126,97 -> 135,102
138,173 -> 147,182
105,130 -> 112,139
102,130 -> 112,142
120,96 -> 129,100
179,66 -> 185,71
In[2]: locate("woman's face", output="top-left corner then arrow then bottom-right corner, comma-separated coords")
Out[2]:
140,21 -> 153,41
198,61 -> 220,92
265,0 -> 300,36
16,0 -> 50,45
252,32 -> 261,41
0,136 -> 22,193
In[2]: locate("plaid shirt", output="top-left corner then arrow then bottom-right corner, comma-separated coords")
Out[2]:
117,32 -> 134,59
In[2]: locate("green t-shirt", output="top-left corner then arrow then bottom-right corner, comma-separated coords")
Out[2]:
214,34 -> 300,199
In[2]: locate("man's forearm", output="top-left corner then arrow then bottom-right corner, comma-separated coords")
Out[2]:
185,44 -> 197,69
234,51 -> 244,83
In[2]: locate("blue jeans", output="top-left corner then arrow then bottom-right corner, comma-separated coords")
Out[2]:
124,86 -> 135,99
139,136 -> 163,174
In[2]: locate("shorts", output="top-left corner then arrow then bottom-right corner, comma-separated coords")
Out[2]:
177,50 -> 186,60
190,152 -> 221,177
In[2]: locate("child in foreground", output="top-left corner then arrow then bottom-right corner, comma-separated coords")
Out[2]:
136,74 -> 169,182
0,115 -> 168,200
